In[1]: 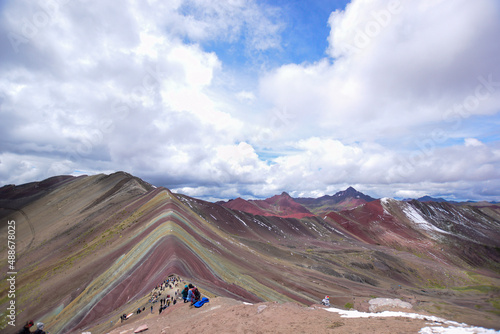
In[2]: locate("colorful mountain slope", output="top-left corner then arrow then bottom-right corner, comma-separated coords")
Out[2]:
1,173 -> 499,333
324,198 -> 500,269
0,175 -> 76,219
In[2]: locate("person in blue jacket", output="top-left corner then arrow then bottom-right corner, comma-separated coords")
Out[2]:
186,284 -> 195,303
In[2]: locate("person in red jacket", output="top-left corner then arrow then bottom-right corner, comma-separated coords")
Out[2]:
17,320 -> 34,334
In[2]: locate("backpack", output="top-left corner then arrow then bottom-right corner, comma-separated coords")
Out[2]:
193,287 -> 201,300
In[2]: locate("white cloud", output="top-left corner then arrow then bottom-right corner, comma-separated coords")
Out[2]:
236,90 -> 256,103
464,138 -> 483,147
166,44 -> 220,88
251,136 -> 500,200
394,189 -> 427,199
0,0 -> 499,203
248,0 -> 500,201
159,0 -> 283,52
260,0 -> 500,143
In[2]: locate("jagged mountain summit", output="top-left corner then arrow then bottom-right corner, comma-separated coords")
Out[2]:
294,186 -> 377,213
1,172 -> 499,333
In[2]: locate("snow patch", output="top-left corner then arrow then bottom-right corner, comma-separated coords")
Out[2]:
330,226 -> 347,238
253,218 -> 271,230
380,197 -> 392,215
234,215 -> 248,227
323,308 -> 497,333
180,197 -> 194,209
419,326 -> 498,333
307,222 -> 322,236
380,197 -> 391,205
403,204 -> 450,235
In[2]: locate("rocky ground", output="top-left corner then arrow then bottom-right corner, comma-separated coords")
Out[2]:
83,279 -> 498,334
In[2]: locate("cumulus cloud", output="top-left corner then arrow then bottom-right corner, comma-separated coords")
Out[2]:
0,0 -> 270,185
253,0 -> 500,201
243,137 -> 499,200
0,0 -> 499,202
260,0 -> 500,142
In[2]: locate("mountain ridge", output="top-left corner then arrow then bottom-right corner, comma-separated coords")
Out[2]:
294,186 -> 377,214
218,192 -> 314,218
402,195 -> 499,205
219,186 -> 377,217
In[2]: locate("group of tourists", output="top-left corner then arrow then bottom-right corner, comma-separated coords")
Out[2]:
181,283 -> 202,306
148,275 -> 183,313
158,294 -> 177,314
119,275 -> 204,322
18,275 -> 208,332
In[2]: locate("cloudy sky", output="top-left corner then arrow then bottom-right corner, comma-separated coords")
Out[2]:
1,0 -> 500,202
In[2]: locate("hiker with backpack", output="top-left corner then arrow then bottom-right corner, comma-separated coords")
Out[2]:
188,284 -> 201,305
193,287 -> 201,304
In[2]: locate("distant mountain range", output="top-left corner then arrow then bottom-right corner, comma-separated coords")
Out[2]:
220,187 -> 499,219
404,195 -> 499,205
219,186 -> 376,218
